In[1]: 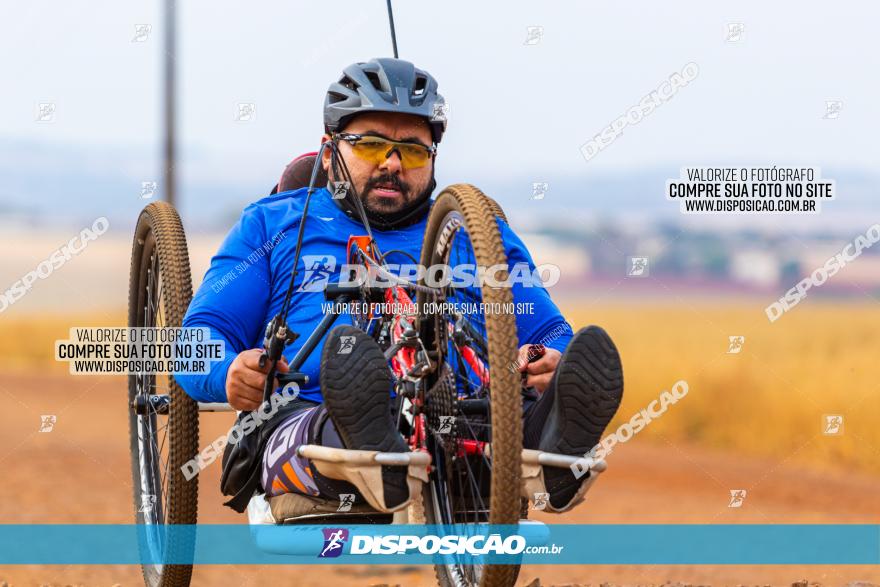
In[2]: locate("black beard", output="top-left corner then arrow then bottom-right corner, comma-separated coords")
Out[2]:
358,177 -> 435,230
361,173 -> 415,214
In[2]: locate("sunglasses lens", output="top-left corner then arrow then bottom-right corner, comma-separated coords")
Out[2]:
350,137 -> 431,169
351,138 -> 390,163
398,144 -> 430,168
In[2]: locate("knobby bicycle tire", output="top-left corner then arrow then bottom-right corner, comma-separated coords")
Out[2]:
128,201 -> 199,587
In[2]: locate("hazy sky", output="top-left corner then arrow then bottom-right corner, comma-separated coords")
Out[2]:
2,1 -> 878,197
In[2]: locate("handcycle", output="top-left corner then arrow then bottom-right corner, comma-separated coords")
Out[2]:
126,149 -> 606,587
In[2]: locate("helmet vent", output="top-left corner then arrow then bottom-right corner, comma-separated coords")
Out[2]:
413,75 -> 427,97
339,75 -> 358,92
327,91 -> 346,104
364,71 -> 383,91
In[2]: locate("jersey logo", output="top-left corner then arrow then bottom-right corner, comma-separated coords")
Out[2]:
298,255 -> 337,292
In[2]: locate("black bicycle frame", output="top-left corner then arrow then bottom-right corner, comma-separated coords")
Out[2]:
274,287 -> 358,388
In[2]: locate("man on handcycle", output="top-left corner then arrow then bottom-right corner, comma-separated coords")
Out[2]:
176,57 -> 623,514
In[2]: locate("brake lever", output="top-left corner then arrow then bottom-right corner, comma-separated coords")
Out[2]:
259,313 -> 299,403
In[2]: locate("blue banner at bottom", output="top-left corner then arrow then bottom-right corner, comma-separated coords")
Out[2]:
0,524 -> 877,565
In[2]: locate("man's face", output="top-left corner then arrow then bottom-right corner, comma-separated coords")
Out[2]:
321,112 -> 435,216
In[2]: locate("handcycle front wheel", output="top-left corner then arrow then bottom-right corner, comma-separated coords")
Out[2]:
417,184 -> 522,587
127,201 -> 199,587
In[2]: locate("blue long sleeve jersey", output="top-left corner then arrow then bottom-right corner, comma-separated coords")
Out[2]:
177,187 -> 573,404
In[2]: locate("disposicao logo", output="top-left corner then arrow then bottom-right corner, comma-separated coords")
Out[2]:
318,528 -> 348,558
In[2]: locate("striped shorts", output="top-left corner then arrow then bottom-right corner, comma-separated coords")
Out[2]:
261,406 -> 322,497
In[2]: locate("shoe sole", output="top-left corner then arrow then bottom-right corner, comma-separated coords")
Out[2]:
539,325 -> 624,458
320,325 -> 406,453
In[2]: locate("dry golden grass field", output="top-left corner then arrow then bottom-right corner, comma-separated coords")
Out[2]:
566,301 -> 879,475
1,301 -> 876,476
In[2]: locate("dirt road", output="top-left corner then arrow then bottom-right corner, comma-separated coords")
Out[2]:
0,372 -> 877,586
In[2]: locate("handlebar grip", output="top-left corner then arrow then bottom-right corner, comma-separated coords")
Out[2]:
521,343 -> 547,386
527,344 -> 546,363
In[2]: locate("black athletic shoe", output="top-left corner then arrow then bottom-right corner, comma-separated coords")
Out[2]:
320,324 -> 410,509
538,325 -> 624,509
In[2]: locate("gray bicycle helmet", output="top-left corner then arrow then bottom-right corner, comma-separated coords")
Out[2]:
324,58 -> 446,144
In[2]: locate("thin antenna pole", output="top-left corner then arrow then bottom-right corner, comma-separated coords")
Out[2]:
386,0 -> 399,58
163,0 -> 177,206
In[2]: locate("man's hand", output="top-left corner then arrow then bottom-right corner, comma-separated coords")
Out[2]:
226,349 -> 289,411
516,344 -> 561,394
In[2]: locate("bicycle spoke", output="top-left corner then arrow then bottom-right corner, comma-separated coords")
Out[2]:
162,450 -> 170,505
157,418 -> 169,458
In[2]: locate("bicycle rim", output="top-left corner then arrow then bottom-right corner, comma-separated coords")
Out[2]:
127,202 -> 198,587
